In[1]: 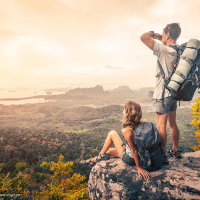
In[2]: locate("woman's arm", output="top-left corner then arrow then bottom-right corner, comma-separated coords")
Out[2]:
122,128 -> 149,180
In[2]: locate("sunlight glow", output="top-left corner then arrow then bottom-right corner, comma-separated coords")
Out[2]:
1,0 -> 200,89
150,0 -> 178,17
4,36 -> 68,59
97,42 -> 121,54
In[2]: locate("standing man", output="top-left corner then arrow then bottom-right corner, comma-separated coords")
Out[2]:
140,23 -> 182,164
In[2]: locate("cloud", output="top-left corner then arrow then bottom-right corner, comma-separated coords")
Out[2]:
26,69 -> 70,77
104,65 -> 123,70
0,29 -> 26,39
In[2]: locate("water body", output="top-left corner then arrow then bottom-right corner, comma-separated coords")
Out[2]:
0,90 -> 65,105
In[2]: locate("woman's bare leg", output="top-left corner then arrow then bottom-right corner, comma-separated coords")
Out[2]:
106,148 -> 120,157
100,130 -> 125,156
90,130 -> 125,162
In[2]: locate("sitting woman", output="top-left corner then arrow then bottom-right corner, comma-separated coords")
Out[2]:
80,101 -> 149,180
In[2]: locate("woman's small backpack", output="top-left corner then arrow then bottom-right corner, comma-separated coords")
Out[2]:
133,122 -> 165,171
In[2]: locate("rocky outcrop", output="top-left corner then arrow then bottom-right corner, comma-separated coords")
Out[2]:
88,151 -> 200,200
147,91 -> 154,100
67,85 -> 107,96
111,86 -> 133,93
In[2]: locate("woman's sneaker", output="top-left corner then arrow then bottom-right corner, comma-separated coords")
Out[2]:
168,150 -> 182,159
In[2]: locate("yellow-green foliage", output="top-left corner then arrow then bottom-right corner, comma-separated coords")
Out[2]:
0,155 -> 88,199
0,164 -> 4,173
33,154 -> 89,200
0,171 -> 30,196
15,162 -> 30,173
191,97 -> 200,151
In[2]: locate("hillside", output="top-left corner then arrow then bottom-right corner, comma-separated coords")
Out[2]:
67,85 -> 107,96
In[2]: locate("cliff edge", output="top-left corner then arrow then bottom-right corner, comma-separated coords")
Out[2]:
88,151 -> 200,200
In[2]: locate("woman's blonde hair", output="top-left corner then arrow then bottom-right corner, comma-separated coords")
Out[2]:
122,101 -> 144,129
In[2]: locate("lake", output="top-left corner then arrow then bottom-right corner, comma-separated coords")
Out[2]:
0,89 -> 65,105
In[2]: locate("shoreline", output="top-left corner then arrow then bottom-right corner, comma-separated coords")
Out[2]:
0,95 -> 50,101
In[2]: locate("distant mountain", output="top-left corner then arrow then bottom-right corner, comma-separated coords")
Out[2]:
111,85 -> 133,93
147,91 -> 154,100
44,87 -> 72,92
67,85 -> 108,96
136,87 -> 154,93
43,85 -> 107,101
42,86 -> 158,102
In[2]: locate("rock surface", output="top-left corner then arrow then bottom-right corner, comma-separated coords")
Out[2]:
88,151 -> 200,200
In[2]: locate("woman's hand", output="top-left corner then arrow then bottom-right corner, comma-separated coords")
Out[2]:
137,167 -> 149,181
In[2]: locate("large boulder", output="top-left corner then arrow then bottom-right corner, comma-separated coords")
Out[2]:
88,151 -> 200,200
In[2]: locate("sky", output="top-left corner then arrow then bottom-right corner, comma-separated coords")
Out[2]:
0,0 -> 200,90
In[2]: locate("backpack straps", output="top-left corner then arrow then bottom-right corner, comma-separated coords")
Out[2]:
157,60 -> 168,102
156,45 -> 179,80
145,150 -> 151,168
195,68 -> 200,92
157,45 -> 179,101
157,60 -> 165,80
180,55 -> 195,66
174,70 -> 187,80
138,149 -> 152,169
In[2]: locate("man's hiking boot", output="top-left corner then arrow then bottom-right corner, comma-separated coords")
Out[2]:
163,154 -> 169,165
168,150 -> 182,159
162,147 -> 169,165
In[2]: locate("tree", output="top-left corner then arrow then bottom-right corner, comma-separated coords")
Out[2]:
0,171 -> 30,196
33,154 -> 89,199
15,162 -> 30,173
191,97 -> 200,151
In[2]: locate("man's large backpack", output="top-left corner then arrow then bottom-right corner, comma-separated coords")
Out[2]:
158,38 -> 200,101
133,122 -> 164,171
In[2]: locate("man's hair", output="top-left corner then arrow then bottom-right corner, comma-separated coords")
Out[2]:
164,23 -> 181,41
